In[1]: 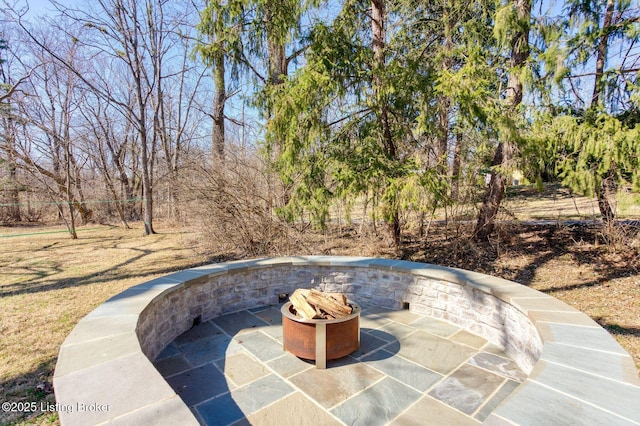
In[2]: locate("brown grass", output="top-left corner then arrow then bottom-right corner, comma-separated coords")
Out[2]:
0,224 -> 210,425
1,186 -> 639,424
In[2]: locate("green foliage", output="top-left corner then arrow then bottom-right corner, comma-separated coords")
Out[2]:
196,1 -> 244,73
265,0 -> 528,237
493,1 -> 519,47
265,0 -> 514,236
267,0 -> 443,232
530,111 -> 640,195
546,0 -> 640,111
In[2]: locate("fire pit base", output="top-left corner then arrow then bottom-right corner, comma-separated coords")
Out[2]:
281,301 -> 361,368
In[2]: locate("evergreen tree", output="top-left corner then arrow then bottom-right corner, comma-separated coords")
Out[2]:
268,0 -> 443,246
528,0 -> 639,233
474,0 -> 532,242
197,0 -> 245,163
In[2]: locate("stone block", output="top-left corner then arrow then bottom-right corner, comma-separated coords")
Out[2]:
54,352 -> 176,425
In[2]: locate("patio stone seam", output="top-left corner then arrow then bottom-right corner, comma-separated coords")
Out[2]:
191,408 -> 207,425
160,354 -> 218,376
255,391 -> 345,426
262,371 -> 340,420
326,374 -> 389,411
540,358 -> 640,385
360,355 -> 443,396
446,353 -> 479,379
532,319 -> 600,328
155,362 -> 193,379
93,395 -> 182,426
248,354 -> 367,424
403,394 -> 481,424
60,330 -> 134,347
542,340 -> 634,357
354,348 -> 444,382
214,339 -> 335,416
192,389 -> 234,411
469,376 -> 509,418
224,347 -> 277,385
173,319 -> 226,345
234,329 -> 284,360
489,413 -> 519,425
527,378 -> 640,424
469,362 -> 521,383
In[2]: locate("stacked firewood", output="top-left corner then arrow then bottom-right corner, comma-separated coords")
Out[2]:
289,289 -> 353,319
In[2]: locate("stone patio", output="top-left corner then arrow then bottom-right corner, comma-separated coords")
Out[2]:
154,305 -> 527,425
54,257 -> 640,425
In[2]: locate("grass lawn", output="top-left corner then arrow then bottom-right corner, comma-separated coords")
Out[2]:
0,223 -> 210,425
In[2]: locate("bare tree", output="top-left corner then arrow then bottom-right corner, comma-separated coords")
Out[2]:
5,0 -> 215,231
0,36 -> 22,222
0,23 -> 95,237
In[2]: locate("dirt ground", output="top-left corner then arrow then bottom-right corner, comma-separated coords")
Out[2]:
0,186 -> 639,425
300,220 -> 640,372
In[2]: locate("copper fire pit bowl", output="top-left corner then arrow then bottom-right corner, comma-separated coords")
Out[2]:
281,301 -> 361,369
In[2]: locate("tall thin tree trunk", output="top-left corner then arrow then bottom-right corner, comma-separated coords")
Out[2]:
435,97 -> 450,173
435,3 -> 454,176
372,0 -> 400,246
592,0 -> 617,228
6,132 -> 21,222
591,0 -> 614,109
266,5 -> 290,208
109,135 -> 138,221
139,118 -> 155,235
1,60 -> 21,222
8,161 -> 21,222
598,169 -> 617,224
98,142 -> 130,228
451,132 -> 463,202
212,52 -> 225,164
64,141 -> 78,239
474,0 -> 531,242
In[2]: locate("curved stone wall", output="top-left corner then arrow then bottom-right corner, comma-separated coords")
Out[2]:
53,256 -> 640,425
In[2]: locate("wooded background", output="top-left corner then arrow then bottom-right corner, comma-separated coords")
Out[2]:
1,0 -> 638,250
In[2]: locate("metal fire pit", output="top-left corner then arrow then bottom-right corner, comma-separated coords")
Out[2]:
281,301 -> 361,369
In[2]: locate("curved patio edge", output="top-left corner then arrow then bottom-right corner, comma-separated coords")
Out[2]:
53,256 -> 640,425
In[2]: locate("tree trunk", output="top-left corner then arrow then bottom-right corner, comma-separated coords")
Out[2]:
598,169 -> 617,226
2,99 -> 21,221
474,142 -> 513,241
6,140 -> 21,222
372,0 -> 400,246
97,140 -> 130,228
8,164 -> 21,222
107,133 -> 138,221
265,5 -> 291,208
64,140 -> 78,239
70,155 -> 92,224
267,42 -> 287,87
435,3 -> 454,176
435,97 -> 450,173
212,52 -> 226,164
592,0 -> 616,230
451,132 -> 463,202
141,143 -> 155,235
591,0 -> 614,108
474,0 -> 530,242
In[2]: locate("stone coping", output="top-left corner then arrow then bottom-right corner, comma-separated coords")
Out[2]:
53,256 -> 640,425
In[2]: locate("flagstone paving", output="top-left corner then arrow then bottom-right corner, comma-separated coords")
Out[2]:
154,305 -> 527,425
